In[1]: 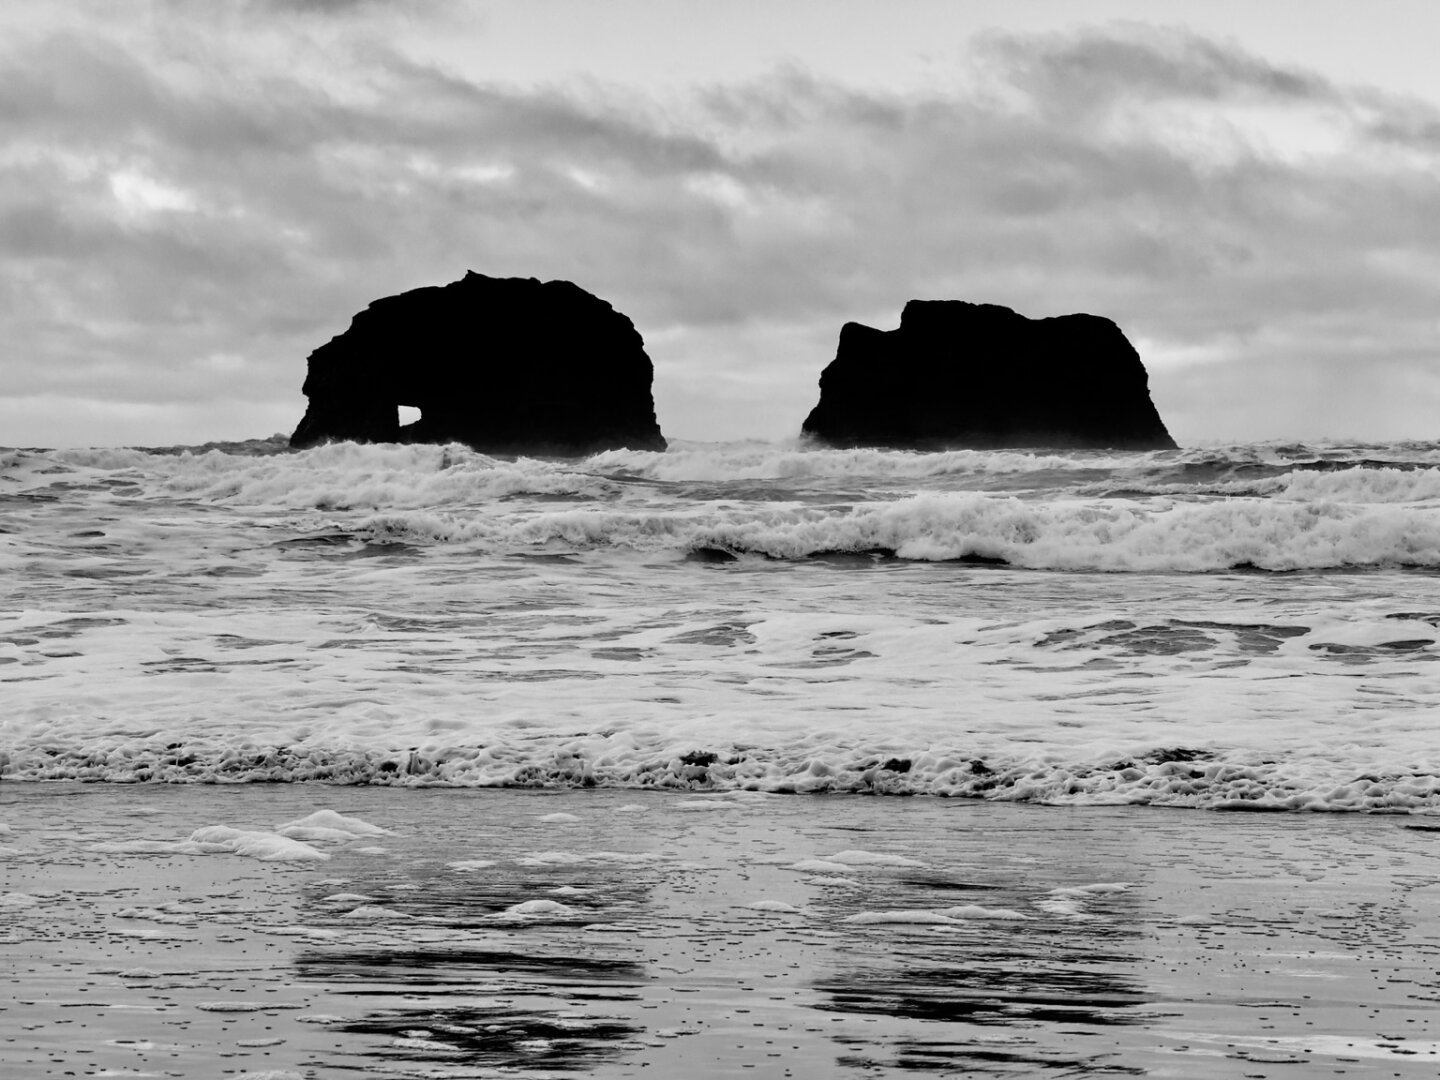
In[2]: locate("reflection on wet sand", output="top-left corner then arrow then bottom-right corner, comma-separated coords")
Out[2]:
818,957 -> 1149,1027
330,1004 -> 643,1073
818,956 -> 1152,1075
811,865 -> 1152,1075
291,846 -> 654,1073
296,943 -> 643,984
297,943 -> 646,1073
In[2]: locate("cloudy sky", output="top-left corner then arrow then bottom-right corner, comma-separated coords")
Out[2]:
4,0 -> 1439,448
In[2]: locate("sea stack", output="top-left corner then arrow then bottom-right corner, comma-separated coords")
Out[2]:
802,301 -> 1176,451
290,272 -> 667,454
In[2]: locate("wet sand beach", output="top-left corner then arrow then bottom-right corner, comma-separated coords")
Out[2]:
4,783 -> 1439,1078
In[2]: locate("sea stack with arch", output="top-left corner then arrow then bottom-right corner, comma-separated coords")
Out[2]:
801,300 -> 1177,451
289,272 -> 667,455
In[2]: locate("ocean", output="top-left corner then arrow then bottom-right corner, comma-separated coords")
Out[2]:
6,435 -> 1440,812
9,436 -> 1440,1078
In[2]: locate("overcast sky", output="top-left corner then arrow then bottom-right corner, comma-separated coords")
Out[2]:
4,0 -> 1439,448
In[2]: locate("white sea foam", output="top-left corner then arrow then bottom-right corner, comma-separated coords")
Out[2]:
123,442 -> 621,508
340,905 -> 413,920
502,899 -> 578,916
748,900 -> 805,913
276,826 -> 366,842
188,826 -> 331,861
938,904 -> 1031,920
1109,465 -> 1440,504
586,441 -> 1153,483
1274,466 -> 1440,504
826,850 -> 927,867
1035,883 -> 1133,918
275,810 -> 390,839
91,839 -> 231,856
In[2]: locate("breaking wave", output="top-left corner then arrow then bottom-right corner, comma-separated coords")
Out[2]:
11,439 -> 1440,572
6,735 -> 1437,814
350,493 -> 1440,572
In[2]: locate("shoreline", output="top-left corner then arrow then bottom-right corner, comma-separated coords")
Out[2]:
6,770 -> 1440,815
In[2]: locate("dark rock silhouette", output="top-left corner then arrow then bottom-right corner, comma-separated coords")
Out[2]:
290,272 -> 666,454
802,301 -> 1176,450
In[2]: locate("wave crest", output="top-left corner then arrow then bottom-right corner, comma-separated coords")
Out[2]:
353,493 -> 1440,572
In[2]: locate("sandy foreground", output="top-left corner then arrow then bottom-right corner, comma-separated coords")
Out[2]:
2,783 -> 1439,1078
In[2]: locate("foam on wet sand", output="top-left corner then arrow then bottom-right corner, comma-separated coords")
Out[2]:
4,783 -> 1440,1079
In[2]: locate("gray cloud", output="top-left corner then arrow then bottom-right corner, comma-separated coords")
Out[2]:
976,22 -> 1341,114
255,0 -> 390,11
2,20 -> 1438,446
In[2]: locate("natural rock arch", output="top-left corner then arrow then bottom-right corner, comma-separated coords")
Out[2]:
290,272 -> 667,455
